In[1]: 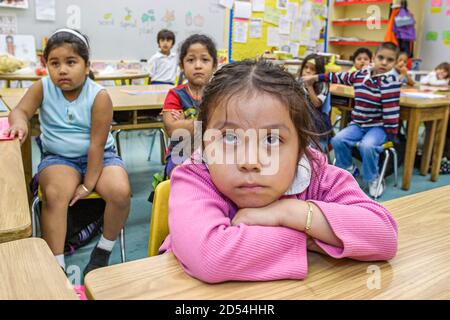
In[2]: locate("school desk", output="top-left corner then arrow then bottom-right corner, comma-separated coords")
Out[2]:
84,185 -> 450,300
0,98 -> 10,117
0,138 -> 32,243
94,70 -> 150,85
330,84 -> 450,191
0,238 -> 79,300
0,73 -> 42,88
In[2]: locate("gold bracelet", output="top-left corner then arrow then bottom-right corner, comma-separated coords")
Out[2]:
305,201 -> 314,232
81,184 -> 90,193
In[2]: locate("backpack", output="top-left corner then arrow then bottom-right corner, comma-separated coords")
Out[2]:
393,8 -> 416,41
30,174 -> 104,255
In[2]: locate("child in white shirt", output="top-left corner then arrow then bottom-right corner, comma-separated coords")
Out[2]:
148,29 -> 178,85
420,62 -> 450,86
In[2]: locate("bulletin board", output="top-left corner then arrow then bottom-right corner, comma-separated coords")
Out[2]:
419,0 -> 450,70
230,0 -> 329,61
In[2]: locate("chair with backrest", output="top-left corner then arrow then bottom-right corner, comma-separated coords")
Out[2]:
331,140 -> 398,200
147,179 -> 170,257
31,136 -> 126,262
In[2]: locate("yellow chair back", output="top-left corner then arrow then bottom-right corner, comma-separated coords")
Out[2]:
148,180 -> 170,256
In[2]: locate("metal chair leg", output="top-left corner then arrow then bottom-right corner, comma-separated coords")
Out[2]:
375,151 -> 390,200
31,197 -> 40,237
159,128 -> 168,165
390,147 -> 398,187
120,228 -> 126,263
115,129 -> 122,157
147,130 -> 157,161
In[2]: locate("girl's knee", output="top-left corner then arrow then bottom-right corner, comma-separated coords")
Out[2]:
103,185 -> 131,206
41,184 -> 72,206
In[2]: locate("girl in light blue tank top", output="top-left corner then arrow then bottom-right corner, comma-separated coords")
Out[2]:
7,29 -> 130,276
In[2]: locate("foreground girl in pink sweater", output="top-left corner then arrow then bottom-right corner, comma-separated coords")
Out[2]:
159,60 -> 398,283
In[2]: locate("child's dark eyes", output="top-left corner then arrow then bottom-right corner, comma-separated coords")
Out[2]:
263,134 -> 281,146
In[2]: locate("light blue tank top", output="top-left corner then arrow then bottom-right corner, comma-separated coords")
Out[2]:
39,76 -> 115,158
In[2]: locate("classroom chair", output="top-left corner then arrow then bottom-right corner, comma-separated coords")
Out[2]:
147,127 -> 168,164
31,187 -> 127,263
113,125 -> 168,165
331,141 -> 398,200
147,180 -> 170,257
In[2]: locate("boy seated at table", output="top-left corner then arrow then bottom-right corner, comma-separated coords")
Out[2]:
148,29 -> 178,85
303,42 -> 402,198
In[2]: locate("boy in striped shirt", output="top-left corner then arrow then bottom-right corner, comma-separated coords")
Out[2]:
303,42 -> 401,198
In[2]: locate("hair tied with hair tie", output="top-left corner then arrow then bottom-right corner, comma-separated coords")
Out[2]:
50,28 -> 89,48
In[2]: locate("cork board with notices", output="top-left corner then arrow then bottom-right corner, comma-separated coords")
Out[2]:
230,0 -> 328,61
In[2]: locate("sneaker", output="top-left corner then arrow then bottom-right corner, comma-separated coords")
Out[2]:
345,164 -> 360,178
440,157 -> 450,174
368,178 -> 385,198
83,247 -> 111,277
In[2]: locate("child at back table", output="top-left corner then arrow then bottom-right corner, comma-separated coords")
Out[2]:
393,51 -> 415,86
297,53 -> 331,151
6,29 -> 131,277
159,60 -> 398,283
162,34 -> 217,177
148,29 -> 178,85
420,62 -> 450,86
348,47 -> 372,73
304,42 -> 402,198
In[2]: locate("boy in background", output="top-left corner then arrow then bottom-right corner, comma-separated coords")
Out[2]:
303,42 -> 401,198
148,29 -> 178,85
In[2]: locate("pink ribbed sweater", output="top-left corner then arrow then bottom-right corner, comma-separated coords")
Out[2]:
159,153 -> 398,284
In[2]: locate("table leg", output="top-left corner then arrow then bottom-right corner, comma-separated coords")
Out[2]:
420,121 -> 436,175
21,127 -> 32,200
402,109 -> 421,190
430,106 -> 450,181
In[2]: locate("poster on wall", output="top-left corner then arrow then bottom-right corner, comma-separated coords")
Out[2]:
0,14 -> 18,34
0,35 -> 36,62
0,0 -> 29,9
35,0 -> 56,21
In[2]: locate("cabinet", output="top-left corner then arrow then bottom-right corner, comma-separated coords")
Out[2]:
327,0 -> 394,60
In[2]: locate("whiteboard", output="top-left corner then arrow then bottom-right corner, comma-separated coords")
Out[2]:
0,0 -> 228,61
419,1 -> 450,70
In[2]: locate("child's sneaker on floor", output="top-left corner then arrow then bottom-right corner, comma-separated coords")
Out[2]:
345,164 -> 360,178
83,247 -> 111,277
368,177 -> 385,198
440,157 -> 450,174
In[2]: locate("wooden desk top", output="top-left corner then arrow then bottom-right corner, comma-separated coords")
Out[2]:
94,70 -> 149,81
85,185 -> 450,300
0,139 -> 31,243
0,98 -> 10,117
106,85 -> 172,111
330,84 -> 450,108
0,73 -> 42,81
0,238 -> 79,300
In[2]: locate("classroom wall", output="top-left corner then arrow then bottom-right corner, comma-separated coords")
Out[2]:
0,0 -> 228,61
418,0 -> 449,70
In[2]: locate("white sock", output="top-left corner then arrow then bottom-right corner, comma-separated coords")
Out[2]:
97,235 -> 116,252
55,254 -> 65,270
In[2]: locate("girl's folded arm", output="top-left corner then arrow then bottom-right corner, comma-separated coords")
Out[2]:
308,164 -> 398,261
168,164 -> 309,283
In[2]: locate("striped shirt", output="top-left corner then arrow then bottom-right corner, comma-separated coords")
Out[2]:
319,69 -> 401,136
